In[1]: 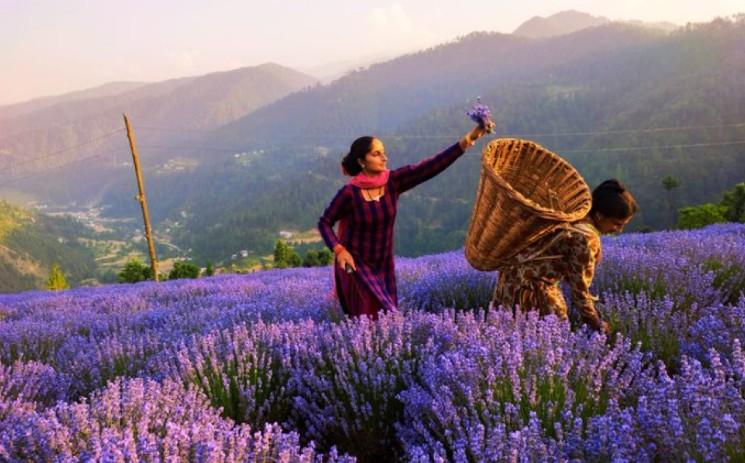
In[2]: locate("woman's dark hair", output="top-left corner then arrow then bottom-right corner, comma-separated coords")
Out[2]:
341,136 -> 375,176
590,179 -> 639,219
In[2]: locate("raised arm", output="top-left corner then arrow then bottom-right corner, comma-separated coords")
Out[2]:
392,124 -> 490,194
390,143 -> 463,194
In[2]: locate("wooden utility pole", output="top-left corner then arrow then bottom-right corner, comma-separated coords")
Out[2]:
123,113 -> 159,281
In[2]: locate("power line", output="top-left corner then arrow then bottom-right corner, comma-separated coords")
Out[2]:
389,121 -> 745,139
135,138 -> 745,156
138,144 -> 247,152
557,139 -> 745,153
128,120 -> 745,140
520,121 -> 745,137
1,147 -> 129,186
2,128 -> 125,170
4,120 -> 743,165
0,121 -> 123,144
3,126 -> 744,186
453,140 -> 745,161
133,125 -> 218,134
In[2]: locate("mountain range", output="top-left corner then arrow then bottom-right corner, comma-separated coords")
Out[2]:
1,11 -> 744,291
0,63 -> 317,202
512,10 -> 678,38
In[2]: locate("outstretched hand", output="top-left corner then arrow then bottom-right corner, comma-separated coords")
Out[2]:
460,121 -> 495,150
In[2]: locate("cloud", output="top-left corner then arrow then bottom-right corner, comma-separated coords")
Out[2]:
370,3 -> 415,34
368,3 -> 439,51
167,49 -> 202,72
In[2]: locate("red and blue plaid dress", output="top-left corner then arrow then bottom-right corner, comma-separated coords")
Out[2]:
319,143 -> 465,318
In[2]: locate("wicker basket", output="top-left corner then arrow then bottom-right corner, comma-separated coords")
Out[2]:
465,138 -> 591,271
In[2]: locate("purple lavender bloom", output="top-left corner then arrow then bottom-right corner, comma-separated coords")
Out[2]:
466,98 -> 494,132
0,224 -> 743,460
287,311 -> 438,462
0,361 -> 68,412
397,310 -> 651,462
0,377 -> 353,462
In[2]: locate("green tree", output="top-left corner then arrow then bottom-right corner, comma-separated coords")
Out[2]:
273,240 -> 291,269
273,240 -> 302,268
662,176 -> 681,229
118,258 -> 153,283
677,203 -> 727,229
288,250 -> 302,267
204,260 -> 215,277
47,263 -> 69,291
317,248 -> 333,266
721,182 -> 745,222
303,248 -> 334,267
303,250 -> 320,267
168,261 -> 201,280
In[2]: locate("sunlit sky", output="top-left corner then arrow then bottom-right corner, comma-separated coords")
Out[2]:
1,0 -> 742,105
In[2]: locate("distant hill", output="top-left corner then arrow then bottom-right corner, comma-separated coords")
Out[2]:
2,16 -> 744,264
513,10 -> 611,38
0,82 -> 148,120
513,10 -> 678,38
302,52 -> 401,84
624,19 -> 678,34
213,24 -> 661,146
0,63 -> 318,185
0,201 -> 97,293
170,18 -> 745,260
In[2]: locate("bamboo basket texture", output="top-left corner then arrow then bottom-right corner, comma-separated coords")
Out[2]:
465,138 -> 592,271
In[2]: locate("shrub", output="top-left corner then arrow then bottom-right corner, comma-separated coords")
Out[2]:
168,261 -> 201,280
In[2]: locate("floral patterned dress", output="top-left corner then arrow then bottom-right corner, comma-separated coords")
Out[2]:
491,222 -> 604,330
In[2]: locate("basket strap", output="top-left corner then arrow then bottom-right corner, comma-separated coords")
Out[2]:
567,222 -> 600,237
508,221 -> 598,269
514,223 -> 573,265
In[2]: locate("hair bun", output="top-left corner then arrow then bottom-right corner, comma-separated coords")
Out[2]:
600,179 -> 625,193
590,178 -> 639,220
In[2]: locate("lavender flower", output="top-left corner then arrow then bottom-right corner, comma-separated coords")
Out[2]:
0,224 -> 743,460
466,98 -> 495,133
0,377 -> 353,462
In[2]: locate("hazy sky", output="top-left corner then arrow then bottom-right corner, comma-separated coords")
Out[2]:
1,0 -> 742,105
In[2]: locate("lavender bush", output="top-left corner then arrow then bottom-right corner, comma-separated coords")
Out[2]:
607,346 -> 745,461
0,224 -> 743,461
398,310 -> 650,462
288,312 -> 431,462
398,251 -> 495,312
0,377 -> 352,462
598,292 -> 688,369
162,320 -> 304,426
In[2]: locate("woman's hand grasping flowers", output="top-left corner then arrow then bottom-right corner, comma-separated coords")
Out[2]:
459,122 -> 494,150
461,99 -> 495,150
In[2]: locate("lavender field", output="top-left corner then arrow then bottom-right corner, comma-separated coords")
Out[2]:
1,224 -> 744,462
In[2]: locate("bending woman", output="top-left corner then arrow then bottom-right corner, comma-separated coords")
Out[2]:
319,124 -> 489,318
491,179 -> 639,333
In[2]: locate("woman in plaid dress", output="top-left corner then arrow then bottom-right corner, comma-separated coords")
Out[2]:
319,124 -> 489,318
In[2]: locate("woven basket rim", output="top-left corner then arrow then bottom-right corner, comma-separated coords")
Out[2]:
481,138 -> 590,222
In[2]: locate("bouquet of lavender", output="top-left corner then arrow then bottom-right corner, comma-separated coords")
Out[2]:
467,98 -> 495,133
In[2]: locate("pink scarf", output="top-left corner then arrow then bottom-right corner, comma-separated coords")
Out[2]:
348,169 -> 389,188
